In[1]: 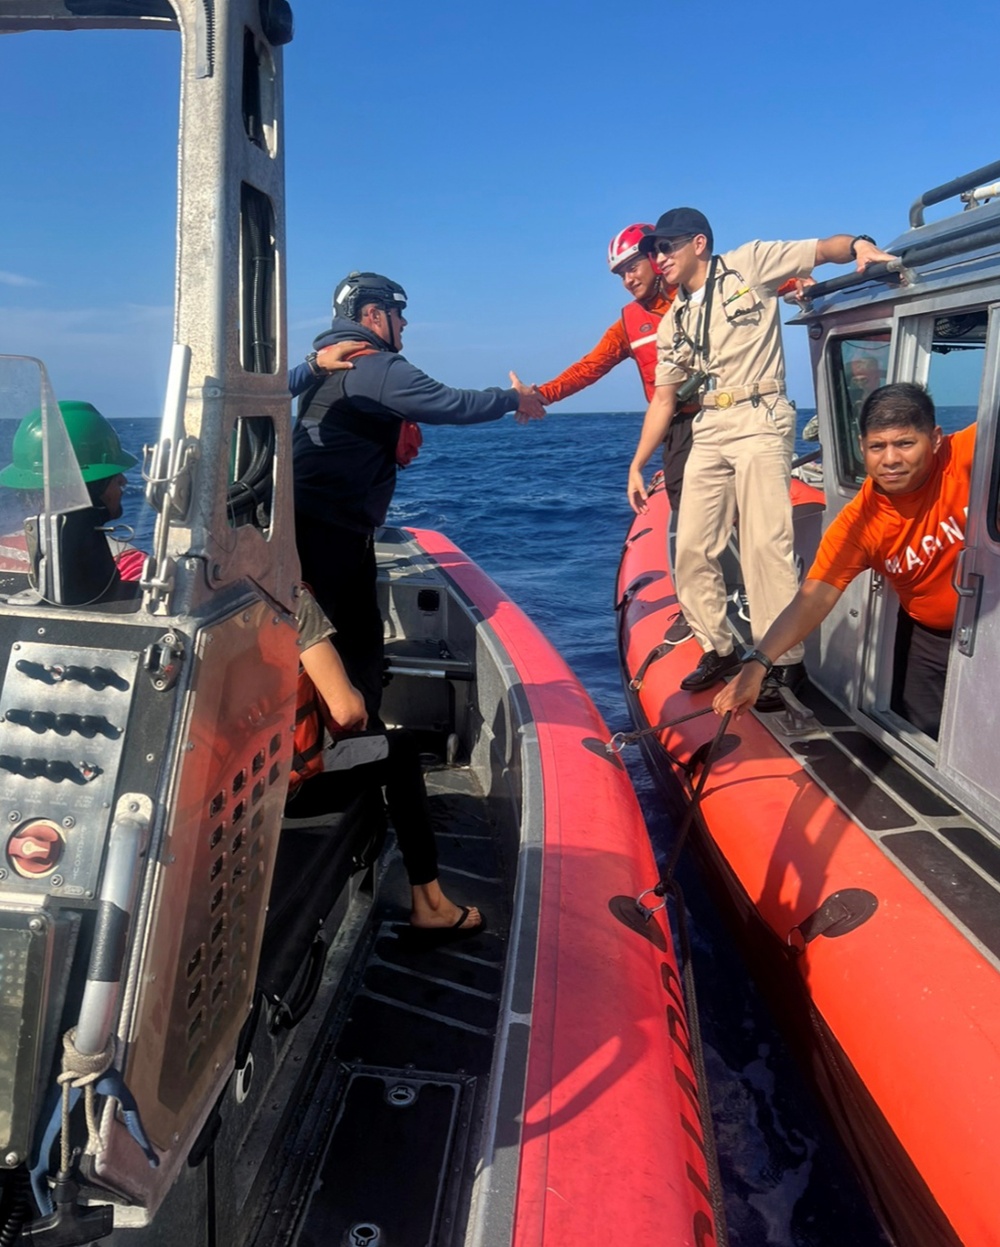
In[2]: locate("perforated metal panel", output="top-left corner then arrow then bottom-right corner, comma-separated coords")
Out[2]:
122,601 -> 297,1149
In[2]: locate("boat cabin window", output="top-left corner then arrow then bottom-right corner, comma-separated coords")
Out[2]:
922,310 -> 986,434
828,334 -> 891,487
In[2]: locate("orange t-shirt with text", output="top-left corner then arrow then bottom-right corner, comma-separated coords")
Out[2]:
808,424 -> 976,631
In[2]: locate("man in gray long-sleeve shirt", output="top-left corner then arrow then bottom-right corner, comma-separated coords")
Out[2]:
293,270 -> 544,718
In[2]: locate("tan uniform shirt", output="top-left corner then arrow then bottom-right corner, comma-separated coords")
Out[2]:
653,239 -> 817,392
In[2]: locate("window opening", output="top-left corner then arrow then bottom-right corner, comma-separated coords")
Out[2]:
924,311 -> 986,429
227,415 -> 275,532
865,310 -> 986,745
239,184 -> 277,374
828,335 -> 891,487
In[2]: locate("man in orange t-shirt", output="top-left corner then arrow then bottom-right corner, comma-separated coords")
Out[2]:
714,383 -> 974,737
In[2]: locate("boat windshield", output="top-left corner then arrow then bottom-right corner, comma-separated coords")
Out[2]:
0,353 -> 126,608
0,355 -> 92,555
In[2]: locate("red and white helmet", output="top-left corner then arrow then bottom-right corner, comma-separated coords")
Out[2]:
607,223 -> 654,273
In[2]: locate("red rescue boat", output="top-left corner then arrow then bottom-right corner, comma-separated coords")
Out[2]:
616,474 -> 1000,1247
406,527 -> 722,1246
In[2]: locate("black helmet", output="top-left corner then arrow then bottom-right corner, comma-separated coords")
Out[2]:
332,271 -> 408,322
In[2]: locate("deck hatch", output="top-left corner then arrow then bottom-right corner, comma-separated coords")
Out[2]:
300,1067 -> 474,1247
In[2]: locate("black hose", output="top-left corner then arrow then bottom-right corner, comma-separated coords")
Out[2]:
0,1168 -> 34,1246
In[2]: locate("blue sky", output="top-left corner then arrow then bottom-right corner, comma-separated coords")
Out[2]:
1,0 -> 998,421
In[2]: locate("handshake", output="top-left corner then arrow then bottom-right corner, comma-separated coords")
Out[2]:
508,371 -> 546,425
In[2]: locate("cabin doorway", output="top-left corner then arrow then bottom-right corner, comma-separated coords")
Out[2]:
855,305 -> 988,754
933,305 -> 1000,825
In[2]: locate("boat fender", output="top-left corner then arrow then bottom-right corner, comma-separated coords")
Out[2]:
787,888 -> 879,955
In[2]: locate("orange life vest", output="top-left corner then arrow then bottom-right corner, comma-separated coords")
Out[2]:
290,668 -> 337,792
620,300 -> 663,402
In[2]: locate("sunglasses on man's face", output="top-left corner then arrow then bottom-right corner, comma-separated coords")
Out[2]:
653,236 -> 694,256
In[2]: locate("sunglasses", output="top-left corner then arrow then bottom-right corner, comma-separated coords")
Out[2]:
653,236 -> 694,256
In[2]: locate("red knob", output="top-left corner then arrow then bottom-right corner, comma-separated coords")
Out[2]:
8,820 -> 63,876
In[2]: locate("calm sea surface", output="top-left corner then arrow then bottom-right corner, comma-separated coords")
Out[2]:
9,405 -> 972,1244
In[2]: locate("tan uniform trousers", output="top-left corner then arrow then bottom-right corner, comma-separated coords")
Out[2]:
675,397 -> 804,665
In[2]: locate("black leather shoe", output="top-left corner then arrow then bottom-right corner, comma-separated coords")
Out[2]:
754,662 -> 806,712
680,648 -> 740,692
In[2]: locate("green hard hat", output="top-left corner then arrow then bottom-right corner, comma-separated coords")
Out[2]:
0,400 -> 138,490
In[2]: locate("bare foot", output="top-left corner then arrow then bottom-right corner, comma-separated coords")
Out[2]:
410,880 -> 483,931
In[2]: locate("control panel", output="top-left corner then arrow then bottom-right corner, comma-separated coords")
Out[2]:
0,641 -> 140,900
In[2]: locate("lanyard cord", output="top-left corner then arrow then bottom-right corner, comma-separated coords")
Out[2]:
672,253 -> 719,365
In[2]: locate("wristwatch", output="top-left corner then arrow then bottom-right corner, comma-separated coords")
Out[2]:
742,647 -> 774,675
305,350 -> 323,377
849,234 -> 876,259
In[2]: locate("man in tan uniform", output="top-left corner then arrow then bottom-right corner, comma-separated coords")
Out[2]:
627,207 -> 894,708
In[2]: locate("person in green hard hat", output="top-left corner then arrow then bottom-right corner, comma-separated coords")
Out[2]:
0,400 -> 141,576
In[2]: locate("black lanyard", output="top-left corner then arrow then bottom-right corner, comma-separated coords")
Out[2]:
674,254 -> 719,366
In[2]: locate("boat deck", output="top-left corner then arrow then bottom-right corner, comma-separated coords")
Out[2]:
759,681 -> 1000,972
252,760 -> 513,1247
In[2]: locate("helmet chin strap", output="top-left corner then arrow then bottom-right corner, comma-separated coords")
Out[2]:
372,306 -> 399,352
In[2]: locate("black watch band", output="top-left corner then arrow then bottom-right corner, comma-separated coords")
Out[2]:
742,648 -> 774,675
849,234 -> 876,260
305,350 -> 322,377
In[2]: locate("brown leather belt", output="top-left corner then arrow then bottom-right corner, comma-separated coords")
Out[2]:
701,380 -> 784,410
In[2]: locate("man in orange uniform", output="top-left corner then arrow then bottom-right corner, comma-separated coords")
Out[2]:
525,223 -> 695,641
714,384 -> 974,738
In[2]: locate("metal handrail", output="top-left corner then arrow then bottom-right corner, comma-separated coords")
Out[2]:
909,159 -> 1000,228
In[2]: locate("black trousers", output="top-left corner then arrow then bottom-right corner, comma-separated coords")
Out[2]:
661,411 -> 695,516
296,514 -> 385,722
662,412 -> 695,580
892,609 -> 952,740
285,730 -> 438,886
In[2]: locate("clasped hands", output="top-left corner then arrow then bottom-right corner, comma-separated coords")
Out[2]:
509,371 -> 546,424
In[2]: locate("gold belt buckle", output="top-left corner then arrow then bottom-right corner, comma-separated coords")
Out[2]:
715,391 -> 734,409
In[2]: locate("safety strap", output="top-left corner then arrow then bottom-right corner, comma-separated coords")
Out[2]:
31,1065 -> 158,1215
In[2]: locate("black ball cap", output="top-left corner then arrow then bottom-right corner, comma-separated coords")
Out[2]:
638,207 -> 713,254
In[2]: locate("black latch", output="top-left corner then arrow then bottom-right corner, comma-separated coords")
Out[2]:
142,631 -> 184,692
21,1173 -> 113,1245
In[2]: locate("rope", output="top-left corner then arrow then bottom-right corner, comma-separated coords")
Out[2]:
56,1029 -> 115,1172
606,705 -> 714,755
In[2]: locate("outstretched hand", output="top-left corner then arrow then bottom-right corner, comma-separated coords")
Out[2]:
509,370 -> 546,424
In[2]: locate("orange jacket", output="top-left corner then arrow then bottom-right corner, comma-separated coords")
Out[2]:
536,287 -> 677,406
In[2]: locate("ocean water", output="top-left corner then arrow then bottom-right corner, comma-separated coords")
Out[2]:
0,408 -> 892,1245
